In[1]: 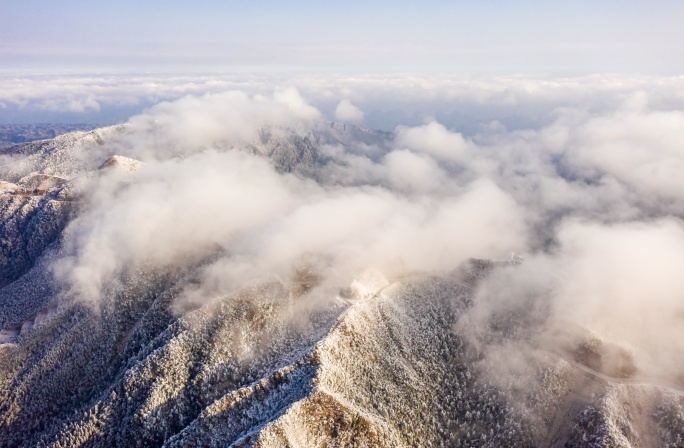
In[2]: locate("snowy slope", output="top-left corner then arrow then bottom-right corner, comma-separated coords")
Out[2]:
0,125 -> 682,448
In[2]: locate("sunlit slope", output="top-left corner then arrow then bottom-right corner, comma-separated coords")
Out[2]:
0,125 -> 683,448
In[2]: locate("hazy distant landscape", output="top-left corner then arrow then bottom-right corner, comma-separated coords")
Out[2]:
0,123 -> 102,147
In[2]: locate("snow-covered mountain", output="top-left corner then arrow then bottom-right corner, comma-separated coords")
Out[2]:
0,124 -> 683,448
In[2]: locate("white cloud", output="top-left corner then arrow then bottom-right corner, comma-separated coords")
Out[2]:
334,99 -> 364,122
4,74 -> 684,131
6,73 -> 682,381
382,149 -> 449,194
273,87 -> 321,121
565,109 -> 684,203
394,121 -> 473,163
119,89 -> 323,160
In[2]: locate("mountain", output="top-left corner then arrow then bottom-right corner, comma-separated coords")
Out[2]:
0,124 -> 103,149
0,125 -> 682,448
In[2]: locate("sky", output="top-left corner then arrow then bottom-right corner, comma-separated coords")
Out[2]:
1,0 -> 684,74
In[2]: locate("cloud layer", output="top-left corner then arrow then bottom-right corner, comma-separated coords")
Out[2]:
18,75 -> 682,382
5,73 -> 684,131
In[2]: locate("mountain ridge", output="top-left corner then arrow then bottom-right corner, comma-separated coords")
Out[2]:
0,124 -> 682,447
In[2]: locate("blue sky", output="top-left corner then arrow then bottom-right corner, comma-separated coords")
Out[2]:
1,1 -> 683,73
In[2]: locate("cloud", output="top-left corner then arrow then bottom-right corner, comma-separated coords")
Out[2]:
469,217 -> 684,382
51,85 -> 531,305
5,73 -> 684,131
552,219 -> 684,345
273,87 -> 322,121
382,149 -> 450,194
564,109 -> 684,203
10,73 -> 680,383
110,89 -> 323,160
54,150 -> 306,301
54,148 -> 526,304
394,121 -> 473,163
334,99 -> 364,122
38,96 -> 101,113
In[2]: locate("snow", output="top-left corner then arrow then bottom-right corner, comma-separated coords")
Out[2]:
98,155 -> 143,173
0,124 -> 683,447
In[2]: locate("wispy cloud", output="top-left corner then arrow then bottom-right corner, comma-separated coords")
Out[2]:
5,73 -> 684,381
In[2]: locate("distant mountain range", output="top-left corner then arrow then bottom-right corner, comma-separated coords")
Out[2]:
0,124 -> 103,148
0,125 -> 682,448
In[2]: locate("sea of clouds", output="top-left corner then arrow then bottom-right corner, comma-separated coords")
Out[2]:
5,73 -> 684,381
